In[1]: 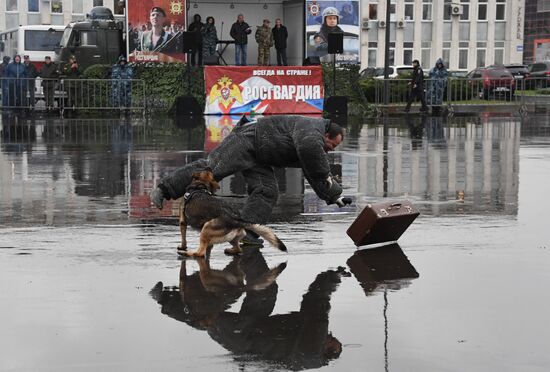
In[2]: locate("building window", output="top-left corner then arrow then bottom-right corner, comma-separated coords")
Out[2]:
28,0 -> 39,12
459,22 -> 470,40
368,49 -> 377,66
6,0 -> 17,11
114,0 -> 124,15
72,0 -> 83,14
495,22 -> 505,40
477,22 -> 487,40
443,22 -> 451,41
27,13 -> 41,24
390,4 -> 396,22
460,3 -> 470,21
6,13 -> 19,29
442,49 -> 450,66
369,4 -> 378,20
478,3 -> 487,20
494,49 -> 504,65
404,4 -> 414,21
404,25 -> 414,42
476,49 -> 486,67
421,49 -> 430,67
496,0 -> 505,20
422,4 -> 432,20
368,26 -> 378,41
51,14 -> 64,25
51,0 -> 63,13
444,4 -> 451,20
459,49 -> 468,69
404,49 -> 413,65
390,22 -> 396,42
421,22 -> 432,41
538,0 -> 550,12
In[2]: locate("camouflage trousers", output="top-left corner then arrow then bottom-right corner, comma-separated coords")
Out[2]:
257,46 -> 271,66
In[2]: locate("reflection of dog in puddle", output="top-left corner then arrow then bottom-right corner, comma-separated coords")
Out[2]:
178,169 -> 287,257
150,251 -> 287,330
150,249 -> 344,370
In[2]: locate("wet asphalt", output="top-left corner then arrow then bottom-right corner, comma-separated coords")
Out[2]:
1,113 -> 549,372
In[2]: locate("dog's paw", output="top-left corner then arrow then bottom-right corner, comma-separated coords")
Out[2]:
177,244 -> 188,251
184,251 -> 205,258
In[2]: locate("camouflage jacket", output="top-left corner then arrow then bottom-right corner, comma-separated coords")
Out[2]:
255,25 -> 273,48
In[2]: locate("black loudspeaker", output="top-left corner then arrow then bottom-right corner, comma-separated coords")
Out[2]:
303,56 -> 321,66
325,96 -> 348,116
327,32 -> 344,54
175,95 -> 202,116
181,31 -> 198,53
203,55 -> 219,65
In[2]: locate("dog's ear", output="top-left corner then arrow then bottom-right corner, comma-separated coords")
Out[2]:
210,179 -> 220,191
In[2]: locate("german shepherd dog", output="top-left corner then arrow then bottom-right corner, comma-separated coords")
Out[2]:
178,169 -> 287,257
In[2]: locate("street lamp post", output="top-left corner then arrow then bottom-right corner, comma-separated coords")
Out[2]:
383,0 -> 391,105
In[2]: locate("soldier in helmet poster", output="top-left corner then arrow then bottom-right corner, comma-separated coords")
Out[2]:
127,0 -> 187,63
305,1 -> 360,64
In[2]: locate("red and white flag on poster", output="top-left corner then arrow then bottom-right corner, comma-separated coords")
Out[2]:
204,66 -> 325,115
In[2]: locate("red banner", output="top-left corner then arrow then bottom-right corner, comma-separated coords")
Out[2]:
204,66 -> 324,115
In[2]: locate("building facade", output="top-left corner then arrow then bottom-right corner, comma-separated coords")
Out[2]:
361,0 -> 524,71
0,0 -> 526,71
0,0 -> 125,31
523,0 -> 550,62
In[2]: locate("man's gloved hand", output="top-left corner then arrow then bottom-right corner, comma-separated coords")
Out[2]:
335,197 -> 352,207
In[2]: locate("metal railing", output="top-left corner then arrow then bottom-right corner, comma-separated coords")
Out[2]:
372,77 -> 550,111
0,77 -> 146,115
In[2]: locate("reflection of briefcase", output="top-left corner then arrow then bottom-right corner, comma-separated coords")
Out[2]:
347,201 -> 419,246
346,243 -> 419,295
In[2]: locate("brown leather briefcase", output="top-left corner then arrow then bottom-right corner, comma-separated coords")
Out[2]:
346,201 -> 420,246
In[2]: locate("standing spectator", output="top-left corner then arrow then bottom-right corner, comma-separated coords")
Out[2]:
272,18 -> 288,66
427,58 -> 448,115
0,56 -> 10,108
6,55 -> 27,109
201,16 -> 218,58
188,14 -> 204,66
255,19 -> 274,66
230,14 -> 251,66
404,59 -> 428,113
23,55 -> 38,108
62,56 -> 82,111
39,56 -> 59,113
111,55 -> 134,113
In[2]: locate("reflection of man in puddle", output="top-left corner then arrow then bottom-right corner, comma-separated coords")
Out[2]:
150,248 -> 345,370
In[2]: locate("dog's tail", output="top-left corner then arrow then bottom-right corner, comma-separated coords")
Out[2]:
246,224 -> 287,252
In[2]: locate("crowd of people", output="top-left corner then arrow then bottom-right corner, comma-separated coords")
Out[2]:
0,54 -> 135,113
0,55 -> 72,112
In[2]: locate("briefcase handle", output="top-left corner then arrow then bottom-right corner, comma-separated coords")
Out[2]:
388,203 -> 402,210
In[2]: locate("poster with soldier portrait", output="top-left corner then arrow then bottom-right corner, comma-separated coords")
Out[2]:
127,0 -> 187,63
305,0 -> 360,64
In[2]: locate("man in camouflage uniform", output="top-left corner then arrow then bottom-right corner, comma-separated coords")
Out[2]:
255,19 -> 274,66
111,55 -> 134,110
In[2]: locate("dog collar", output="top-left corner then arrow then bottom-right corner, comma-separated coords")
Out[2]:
183,189 -> 212,202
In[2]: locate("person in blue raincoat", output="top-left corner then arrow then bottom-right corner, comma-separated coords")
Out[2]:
111,55 -> 134,110
427,58 -> 448,114
6,55 -> 27,108
0,56 -> 11,108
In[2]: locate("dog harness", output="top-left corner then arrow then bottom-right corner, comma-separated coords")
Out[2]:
182,188 -> 212,220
